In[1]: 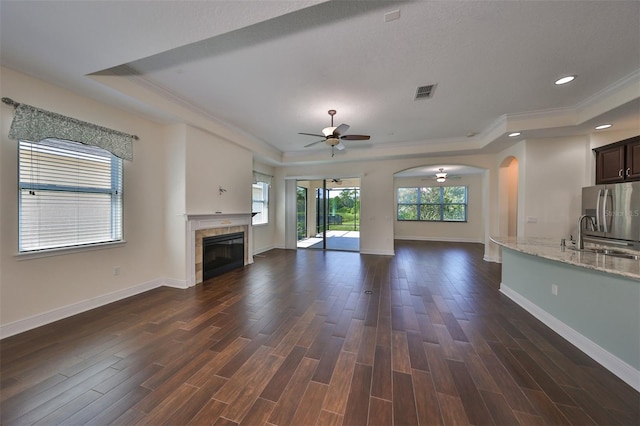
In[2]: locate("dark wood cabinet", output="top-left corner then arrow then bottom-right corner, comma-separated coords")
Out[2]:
625,138 -> 640,180
594,135 -> 640,184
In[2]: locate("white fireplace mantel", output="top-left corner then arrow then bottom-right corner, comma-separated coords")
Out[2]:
186,212 -> 253,231
185,213 -> 254,287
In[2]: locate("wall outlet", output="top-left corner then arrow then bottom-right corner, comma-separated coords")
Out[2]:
551,283 -> 558,296
113,266 -> 121,276
527,216 -> 538,223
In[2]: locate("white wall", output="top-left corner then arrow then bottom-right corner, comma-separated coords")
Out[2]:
1,67 -> 169,333
185,126 -> 252,214
164,124 -> 187,281
521,136 -> 588,239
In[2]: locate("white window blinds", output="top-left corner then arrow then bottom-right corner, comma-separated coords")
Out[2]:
19,139 -> 123,252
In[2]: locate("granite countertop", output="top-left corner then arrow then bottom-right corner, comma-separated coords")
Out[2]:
490,236 -> 640,281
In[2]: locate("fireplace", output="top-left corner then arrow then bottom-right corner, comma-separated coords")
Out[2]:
202,232 -> 245,280
187,213 -> 253,287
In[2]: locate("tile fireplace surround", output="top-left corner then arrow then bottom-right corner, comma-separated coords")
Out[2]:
186,213 -> 253,287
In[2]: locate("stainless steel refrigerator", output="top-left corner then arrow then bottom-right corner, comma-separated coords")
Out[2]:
582,182 -> 640,248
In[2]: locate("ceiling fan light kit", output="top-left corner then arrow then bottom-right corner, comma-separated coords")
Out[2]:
422,168 -> 462,182
299,109 -> 371,156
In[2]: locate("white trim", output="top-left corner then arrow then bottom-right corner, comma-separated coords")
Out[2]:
360,249 -> 395,256
15,241 -> 126,261
500,283 -> 640,392
395,236 -> 484,244
483,255 -> 502,263
254,245 -> 276,255
0,278 -> 168,339
162,278 -> 188,289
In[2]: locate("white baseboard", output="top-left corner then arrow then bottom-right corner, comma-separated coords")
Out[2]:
483,255 -> 502,263
500,283 -> 640,392
162,277 -> 188,289
253,245 -> 275,255
360,249 -> 395,256
395,236 -> 484,244
0,278 -> 176,339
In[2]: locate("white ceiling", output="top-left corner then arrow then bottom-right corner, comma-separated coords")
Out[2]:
2,0 -> 639,168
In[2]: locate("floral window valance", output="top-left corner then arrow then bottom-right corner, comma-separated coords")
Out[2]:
253,171 -> 272,185
5,100 -> 136,160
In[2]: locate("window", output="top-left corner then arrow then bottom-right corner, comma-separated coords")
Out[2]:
397,185 -> 467,222
252,181 -> 269,225
18,138 -> 123,253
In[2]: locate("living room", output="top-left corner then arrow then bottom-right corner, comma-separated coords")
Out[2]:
1,1 -> 639,424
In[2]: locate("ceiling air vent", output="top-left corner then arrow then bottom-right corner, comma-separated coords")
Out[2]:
414,84 -> 437,100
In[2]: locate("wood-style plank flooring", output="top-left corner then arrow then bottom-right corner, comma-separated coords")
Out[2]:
1,241 -> 638,425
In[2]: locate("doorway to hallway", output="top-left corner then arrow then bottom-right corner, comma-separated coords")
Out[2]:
296,178 -> 360,252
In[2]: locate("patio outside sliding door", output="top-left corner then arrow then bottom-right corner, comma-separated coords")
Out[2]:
296,178 -> 360,252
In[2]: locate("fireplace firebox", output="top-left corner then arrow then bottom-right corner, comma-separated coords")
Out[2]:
202,232 -> 244,280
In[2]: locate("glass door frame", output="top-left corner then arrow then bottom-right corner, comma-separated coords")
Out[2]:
315,182 -> 328,250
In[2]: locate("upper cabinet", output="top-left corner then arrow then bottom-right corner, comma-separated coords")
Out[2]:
594,136 -> 640,184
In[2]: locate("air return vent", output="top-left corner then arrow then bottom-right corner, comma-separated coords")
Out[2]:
415,84 -> 437,100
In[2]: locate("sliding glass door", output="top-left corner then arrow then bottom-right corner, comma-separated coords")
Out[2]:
296,178 -> 360,252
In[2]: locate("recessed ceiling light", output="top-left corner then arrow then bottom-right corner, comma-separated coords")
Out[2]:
595,124 -> 612,130
555,75 -> 576,85
508,132 -> 522,137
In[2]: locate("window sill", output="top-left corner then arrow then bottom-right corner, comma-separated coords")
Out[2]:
15,240 -> 126,261
252,222 -> 269,227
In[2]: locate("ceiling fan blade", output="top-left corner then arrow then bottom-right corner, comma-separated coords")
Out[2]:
304,139 -> 325,148
333,124 -> 350,136
299,132 -> 325,138
335,142 -> 346,151
340,134 -> 371,141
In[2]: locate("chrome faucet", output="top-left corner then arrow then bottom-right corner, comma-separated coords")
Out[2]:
577,214 -> 595,250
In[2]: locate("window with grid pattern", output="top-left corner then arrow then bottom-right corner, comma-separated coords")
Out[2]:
18,138 -> 123,252
397,185 -> 467,222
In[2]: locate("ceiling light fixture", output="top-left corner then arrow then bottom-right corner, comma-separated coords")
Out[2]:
595,124 -> 612,130
508,132 -> 522,137
555,75 -> 576,85
435,168 -> 447,183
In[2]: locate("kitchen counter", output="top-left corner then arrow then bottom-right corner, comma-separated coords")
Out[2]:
490,236 -> 640,281
491,236 -> 640,390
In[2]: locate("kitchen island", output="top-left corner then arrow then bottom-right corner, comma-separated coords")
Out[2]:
491,236 -> 639,391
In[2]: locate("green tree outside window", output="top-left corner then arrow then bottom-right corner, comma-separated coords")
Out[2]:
397,186 -> 467,222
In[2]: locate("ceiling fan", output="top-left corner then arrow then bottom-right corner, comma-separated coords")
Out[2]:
422,168 -> 462,183
299,109 -> 371,156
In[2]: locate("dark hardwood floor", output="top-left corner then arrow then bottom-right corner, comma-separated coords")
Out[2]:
1,240 -> 638,425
